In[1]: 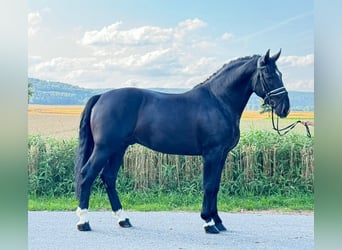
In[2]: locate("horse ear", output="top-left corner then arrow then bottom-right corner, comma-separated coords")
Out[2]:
271,49 -> 281,62
260,49 -> 270,66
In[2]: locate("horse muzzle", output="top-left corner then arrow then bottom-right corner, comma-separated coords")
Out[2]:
272,94 -> 290,118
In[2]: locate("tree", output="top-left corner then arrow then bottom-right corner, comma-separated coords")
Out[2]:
259,98 -> 272,117
28,82 -> 33,103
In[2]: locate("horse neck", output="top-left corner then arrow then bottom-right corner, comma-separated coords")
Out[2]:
207,57 -> 257,117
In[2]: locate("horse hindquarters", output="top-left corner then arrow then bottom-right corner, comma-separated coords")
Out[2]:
74,94 -> 112,230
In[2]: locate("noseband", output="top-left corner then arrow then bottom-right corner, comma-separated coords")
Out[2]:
254,56 -> 287,105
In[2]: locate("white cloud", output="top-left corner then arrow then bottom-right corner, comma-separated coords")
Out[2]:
278,54 -> 314,67
182,57 -> 216,75
29,18 -> 313,91
64,18 -> 213,87
80,22 -> 173,46
222,32 -> 234,40
28,11 -> 42,36
80,18 -> 207,48
277,54 -> 314,91
29,57 -> 99,85
177,18 -> 207,31
287,79 -> 314,92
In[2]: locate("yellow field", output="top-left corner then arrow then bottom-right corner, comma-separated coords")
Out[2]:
241,110 -> 314,119
28,105 -> 314,138
28,105 -> 84,115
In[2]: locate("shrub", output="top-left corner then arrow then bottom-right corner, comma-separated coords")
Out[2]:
28,131 -> 314,197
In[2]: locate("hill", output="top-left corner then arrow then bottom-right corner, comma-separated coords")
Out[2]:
28,78 -> 314,111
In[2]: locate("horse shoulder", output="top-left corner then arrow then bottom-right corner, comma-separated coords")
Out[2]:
196,96 -> 240,150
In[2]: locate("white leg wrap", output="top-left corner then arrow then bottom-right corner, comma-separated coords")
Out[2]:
76,207 -> 89,225
203,219 -> 215,228
112,209 -> 128,223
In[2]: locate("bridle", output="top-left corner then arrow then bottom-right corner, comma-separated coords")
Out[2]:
254,56 -> 287,105
253,56 -> 312,137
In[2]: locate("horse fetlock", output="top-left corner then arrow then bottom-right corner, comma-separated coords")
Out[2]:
76,207 -> 91,231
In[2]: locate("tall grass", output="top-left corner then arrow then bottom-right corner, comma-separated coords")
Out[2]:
28,131 -> 313,197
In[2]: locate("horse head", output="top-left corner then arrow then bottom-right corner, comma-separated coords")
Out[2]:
253,49 -> 290,118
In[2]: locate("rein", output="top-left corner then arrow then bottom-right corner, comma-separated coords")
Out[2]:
271,108 -> 312,138
255,57 -> 312,138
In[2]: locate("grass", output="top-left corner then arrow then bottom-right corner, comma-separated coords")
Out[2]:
28,192 -> 313,212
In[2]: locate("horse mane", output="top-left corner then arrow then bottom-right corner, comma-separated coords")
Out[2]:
193,55 -> 259,88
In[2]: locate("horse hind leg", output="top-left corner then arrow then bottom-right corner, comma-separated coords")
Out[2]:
76,145 -> 111,231
100,148 -> 132,228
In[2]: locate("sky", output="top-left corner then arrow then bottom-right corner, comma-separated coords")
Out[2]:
28,0 -> 314,91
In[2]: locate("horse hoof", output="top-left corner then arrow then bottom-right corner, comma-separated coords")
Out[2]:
204,225 -> 220,234
215,223 -> 227,231
77,222 -> 91,231
118,218 -> 132,228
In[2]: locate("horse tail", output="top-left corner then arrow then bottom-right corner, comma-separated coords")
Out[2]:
75,94 -> 101,199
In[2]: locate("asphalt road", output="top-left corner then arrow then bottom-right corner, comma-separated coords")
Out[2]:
28,211 -> 313,250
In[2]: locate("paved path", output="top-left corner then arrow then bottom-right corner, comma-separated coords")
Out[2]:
29,211 -> 313,250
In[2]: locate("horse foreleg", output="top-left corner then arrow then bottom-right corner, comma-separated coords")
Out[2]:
201,148 -> 227,234
211,195 -> 227,232
100,149 -> 132,228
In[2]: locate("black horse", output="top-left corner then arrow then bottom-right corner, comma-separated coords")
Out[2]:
75,49 -> 289,234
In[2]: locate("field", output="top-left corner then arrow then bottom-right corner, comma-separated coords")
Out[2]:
28,105 -> 314,138
28,105 -> 314,211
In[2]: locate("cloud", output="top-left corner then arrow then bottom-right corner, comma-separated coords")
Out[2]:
278,54 -> 314,67
80,18 -> 207,49
80,22 -> 173,46
287,79 -> 314,92
28,11 -> 42,36
177,18 -> 207,31
95,48 -> 181,75
66,18 -> 214,87
29,18 -> 313,91
221,32 -> 234,41
29,57 -> 100,85
28,8 -> 51,37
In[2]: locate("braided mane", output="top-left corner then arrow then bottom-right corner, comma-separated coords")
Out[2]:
193,55 -> 259,88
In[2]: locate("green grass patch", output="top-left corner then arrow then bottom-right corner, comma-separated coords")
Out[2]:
29,192 -> 313,212
28,131 -> 314,197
